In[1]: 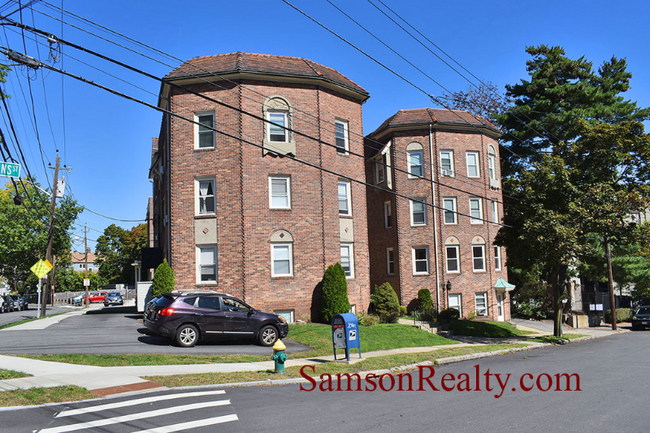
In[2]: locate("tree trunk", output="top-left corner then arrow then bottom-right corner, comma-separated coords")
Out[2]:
606,240 -> 617,331
551,265 -> 563,337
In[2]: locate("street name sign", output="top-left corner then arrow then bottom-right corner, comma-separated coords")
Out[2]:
0,162 -> 20,178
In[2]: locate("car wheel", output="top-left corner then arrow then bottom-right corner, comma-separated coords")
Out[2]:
175,324 -> 199,347
258,325 -> 279,346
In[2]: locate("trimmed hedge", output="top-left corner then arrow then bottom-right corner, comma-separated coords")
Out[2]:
321,263 -> 351,323
151,259 -> 175,297
605,308 -> 633,324
371,282 -> 400,324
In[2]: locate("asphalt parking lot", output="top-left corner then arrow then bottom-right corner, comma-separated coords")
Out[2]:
0,305 -> 311,356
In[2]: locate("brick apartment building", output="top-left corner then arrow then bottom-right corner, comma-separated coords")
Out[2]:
365,108 -> 512,321
149,52 -> 371,322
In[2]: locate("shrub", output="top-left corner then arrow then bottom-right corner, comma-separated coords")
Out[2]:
151,259 -> 175,297
515,300 -> 547,320
357,312 -> 380,327
467,311 -> 476,321
605,308 -> 633,323
399,306 -> 407,317
321,263 -> 351,323
370,282 -> 400,323
438,308 -> 460,324
417,288 -> 435,321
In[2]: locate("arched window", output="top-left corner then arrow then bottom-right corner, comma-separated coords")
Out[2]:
263,96 -> 296,156
406,142 -> 424,177
271,230 -> 294,277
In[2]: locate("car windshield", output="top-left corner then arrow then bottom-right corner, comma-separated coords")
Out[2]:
636,307 -> 650,315
108,292 -> 120,296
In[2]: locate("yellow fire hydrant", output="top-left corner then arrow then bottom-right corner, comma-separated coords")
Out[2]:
272,340 -> 287,374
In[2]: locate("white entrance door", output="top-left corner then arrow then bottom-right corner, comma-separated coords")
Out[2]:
496,293 -> 504,321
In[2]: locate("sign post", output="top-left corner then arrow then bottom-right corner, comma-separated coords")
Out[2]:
332,313 -> 362,361
30,259 -> 53,318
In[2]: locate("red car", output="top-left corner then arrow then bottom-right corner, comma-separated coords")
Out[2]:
87,292 -> 108,303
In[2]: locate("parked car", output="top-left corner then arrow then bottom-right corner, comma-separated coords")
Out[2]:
144,292 -> 289,347
71,293 -> 85,306
87,292 -> 108,303
0,296 -> 6,313
7,295 -> 21,311
8,295 -> 27,311
2,295 -> 15,312
103,292 -> 123,307
631,306 -> 650,330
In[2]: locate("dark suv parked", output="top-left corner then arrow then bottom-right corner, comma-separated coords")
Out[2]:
144,292 -> 288,347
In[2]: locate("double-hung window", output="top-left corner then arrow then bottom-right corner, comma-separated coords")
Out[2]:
408,149 -> 424,177
386,248 -> 395,275
410,198 -> 427,226
271,243 -> 293,277
335,120 -> 349,154
197,178 -> 215,215
488,153 -> 497,181
443,197 -> 457,224
473,244 -> 486,272
338,180 -> 351,216
195,112 -> 215,149
475,292 -> 488,316
446,245 -> 460,273
269,176 -> 291,209
469,198 -> 483,224
340,243 -> 354,278
494,246 -> 502,271
268,112 -> 288,143
384,201 -> 392,228
412,247 -> 429,274
375,156 -> 385,184
448,294 -> 462,316
198,245 -> 217,283
491,200 -> 498,224
440,150 -> 454,176
466,151 -> 480,177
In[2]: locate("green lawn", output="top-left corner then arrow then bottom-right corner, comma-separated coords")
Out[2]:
527,334 -> 587,344
0,369 -> 30,380
449,320 -> 536,338
0,386 -> 93,408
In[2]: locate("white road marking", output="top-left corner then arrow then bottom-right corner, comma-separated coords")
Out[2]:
37,400 -> 231,433
134,414 -> 239,433
56,390 -> 226,418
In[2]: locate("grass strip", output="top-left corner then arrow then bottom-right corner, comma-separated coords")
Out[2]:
449,320 -> 536,338
526,334 -> 587,344
0,386 -> 94,408
0,369 -> 30,380
144,343 -> 528,387
0,312 -> 69,331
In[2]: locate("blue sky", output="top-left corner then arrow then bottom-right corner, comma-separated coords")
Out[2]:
1,0 -> 648,251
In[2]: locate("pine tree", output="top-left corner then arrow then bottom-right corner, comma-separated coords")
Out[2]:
371,283 -> 400,324
321,263 -> 351,323
151,259 -> 175,297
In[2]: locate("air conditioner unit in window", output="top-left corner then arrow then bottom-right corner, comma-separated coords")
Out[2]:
441,169 -> 453,177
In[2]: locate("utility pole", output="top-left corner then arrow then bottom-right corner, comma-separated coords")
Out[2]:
84,225 -> 89,307
42,153 -> 60,318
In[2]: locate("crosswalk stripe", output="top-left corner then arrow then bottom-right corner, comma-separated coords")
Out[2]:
134,414 -> 239,433
56,390 -> 226,418
37,400 -> 231,433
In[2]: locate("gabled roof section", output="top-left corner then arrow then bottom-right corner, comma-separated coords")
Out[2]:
163,52 -> 369,101
368,108 -> 501,140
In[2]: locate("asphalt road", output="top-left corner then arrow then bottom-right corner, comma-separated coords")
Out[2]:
0,305 -> 311,356
0,306 -> 69,328
2,330 -> 647,432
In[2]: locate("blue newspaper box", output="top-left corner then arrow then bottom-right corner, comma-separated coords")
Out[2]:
331,313 -> 361,360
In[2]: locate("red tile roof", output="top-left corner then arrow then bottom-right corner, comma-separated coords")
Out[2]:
165,52 -> 368,98
369,108 -> 501,137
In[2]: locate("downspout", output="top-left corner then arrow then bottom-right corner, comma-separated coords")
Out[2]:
429,123 -> 441,313
166,110 -> 171,264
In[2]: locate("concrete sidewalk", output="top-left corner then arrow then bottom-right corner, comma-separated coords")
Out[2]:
0,316 -> 629,397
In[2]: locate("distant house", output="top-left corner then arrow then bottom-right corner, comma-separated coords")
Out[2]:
70,252 -> 98,273
365,108 -> 512,321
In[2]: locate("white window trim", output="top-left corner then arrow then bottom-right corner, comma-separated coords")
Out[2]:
410,199 -> 427,226
494,245 -> 502,271
488,153 -> 497,181
341,243 -> 354,279
475,292 -> 488,316
384,201 -> 392,229
196,177 -> 216,216
267,111 -> 289,143
472,244 -> 486,272
412,246 -> 429,275
443,197 -> 457,225
386,247 -> 395,275
194,111 -> 215,149
269,176 -> 291,209
440,150 -> 455,177
491,200 -> 498,224
271,243 -> 293,277
469,198 -> 483,224
197,245 -> 217,283
335,119 -> 349,154
375,157 -> 385,184
407,150 -> 424,178
445,245 -> 460,273
338,180 -> 352,216
466,151 -> 480,178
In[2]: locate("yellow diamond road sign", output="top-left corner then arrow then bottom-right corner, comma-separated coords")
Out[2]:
30,259 -> 53,279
